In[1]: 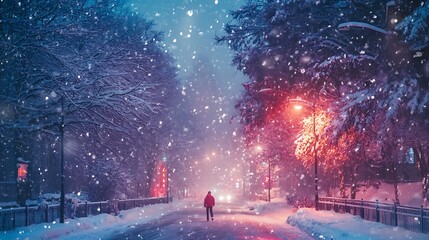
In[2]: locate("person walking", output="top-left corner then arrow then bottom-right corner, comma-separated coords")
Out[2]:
204,191 -> 215,221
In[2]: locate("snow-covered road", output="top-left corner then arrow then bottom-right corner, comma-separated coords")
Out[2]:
2,198 -> 428,239
105,201 -> 313,240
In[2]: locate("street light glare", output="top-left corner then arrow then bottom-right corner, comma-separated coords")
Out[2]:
294,105 -> 303,110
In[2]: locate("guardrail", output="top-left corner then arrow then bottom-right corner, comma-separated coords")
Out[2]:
318,197 -> 429,234
0,196 -> 171,231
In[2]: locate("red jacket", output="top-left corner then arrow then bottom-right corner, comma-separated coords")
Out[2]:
204,193 -> 215,207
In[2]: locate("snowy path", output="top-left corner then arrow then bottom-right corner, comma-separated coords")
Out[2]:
105,201 -> 313,240
3,198 -> 428,239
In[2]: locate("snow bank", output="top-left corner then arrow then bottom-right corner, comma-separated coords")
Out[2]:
287,208 -> 428,240
0,199 -> 194,240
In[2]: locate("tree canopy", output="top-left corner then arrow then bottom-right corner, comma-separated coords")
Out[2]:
0,0 -> 197,200
217,0 -> 429,200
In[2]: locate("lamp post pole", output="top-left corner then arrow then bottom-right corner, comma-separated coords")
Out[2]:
312,103 -> 318,210
268,158 -> 271,202
242,157 -> 246,198
290,97 -> 319,210
258,88 -> 319,209
167,166 -> 170,203
60,114 -> 65,223
162,155 -> 169,203
166,167 -> 169,203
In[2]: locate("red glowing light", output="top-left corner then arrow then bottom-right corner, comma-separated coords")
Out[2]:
17,163 -> 28,181
150,161 -> 167,197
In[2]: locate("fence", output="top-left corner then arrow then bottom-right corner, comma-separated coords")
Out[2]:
0,197 -> 170,231
318,197 -> 429,234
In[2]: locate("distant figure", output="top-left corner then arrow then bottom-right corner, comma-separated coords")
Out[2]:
204,191 -> 215,221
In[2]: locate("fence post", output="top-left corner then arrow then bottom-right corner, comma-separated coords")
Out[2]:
45,204 -> 49,222
114,199 -> 119,215
393,202 -> 397,226
376,200 -> 380,222
333,199 -> 337,212
13,209 -> 16,230
25,206 -> 29,226
360,199 -> 364,219
345,199 -> 348,213
1,211 -> 4,231
421,205 -> 424,233
85,201 -> 88,217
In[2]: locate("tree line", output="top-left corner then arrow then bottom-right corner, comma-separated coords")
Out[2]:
217,0 -> 429,203
0,0 -> 198,202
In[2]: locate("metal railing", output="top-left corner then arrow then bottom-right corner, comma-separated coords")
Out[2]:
0,197 -> 171,231
319,197 -> 429,234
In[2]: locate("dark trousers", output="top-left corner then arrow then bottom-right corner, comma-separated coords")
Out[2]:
206,207 -> 213,221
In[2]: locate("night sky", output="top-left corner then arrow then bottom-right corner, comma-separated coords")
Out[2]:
129,0 -> 248,191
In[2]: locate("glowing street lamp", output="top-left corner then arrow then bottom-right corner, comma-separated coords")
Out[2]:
290,97 -> 319,210
266,158 -> 272,203
258,88 -> 319,209
255,145 -> 272,202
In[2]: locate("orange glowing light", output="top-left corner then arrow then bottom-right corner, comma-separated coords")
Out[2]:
294,105 -> 303,110
17,163 -> 28,181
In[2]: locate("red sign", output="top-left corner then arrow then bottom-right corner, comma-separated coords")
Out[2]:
17,163 -> 28,181
150,161 -> 167,197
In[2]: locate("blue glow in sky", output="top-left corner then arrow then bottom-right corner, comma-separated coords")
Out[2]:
129,0 -> 245,91
128,0 -> 248,190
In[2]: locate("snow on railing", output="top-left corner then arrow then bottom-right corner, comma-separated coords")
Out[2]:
318,197 -> 429,234
0,196 -> 170,231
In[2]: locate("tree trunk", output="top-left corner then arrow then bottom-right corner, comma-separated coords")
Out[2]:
350,165 -> 357,200
392,158 -> 400,204
339,170 -> 347,198
415,144 -> 429,205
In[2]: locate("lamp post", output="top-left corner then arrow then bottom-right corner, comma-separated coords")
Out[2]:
242,155 -> 247,198
59,113 -> 65,223
257,88 -> 319,209
291,98 -> 318,210
166,170 -> 169,203
256,145 -> 271,202
311,101 -> 318,210
268,157 -> 271,202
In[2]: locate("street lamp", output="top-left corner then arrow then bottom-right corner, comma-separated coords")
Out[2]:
241,154 -> 247,198
290,97 -> 318,210
255,145 -> 271,202
59,109 -> 65,223
268,157 -> 271,202
257,88 -> 319,209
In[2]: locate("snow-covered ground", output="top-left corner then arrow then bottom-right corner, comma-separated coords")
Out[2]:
1,197 -> 427,240
287,207 -> 427,240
